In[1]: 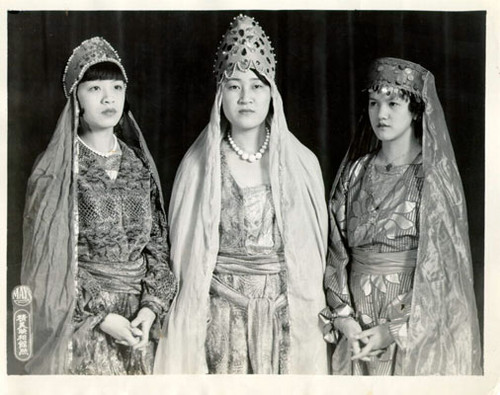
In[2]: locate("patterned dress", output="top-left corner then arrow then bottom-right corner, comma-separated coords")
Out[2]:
69,138 -> 176,375
205,141 -> 290,374
325,151 -> 423,375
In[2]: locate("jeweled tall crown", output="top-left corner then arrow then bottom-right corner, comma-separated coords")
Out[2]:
366,57 -> 428,98
214,14 -> 276,83
62,37 -> 128,98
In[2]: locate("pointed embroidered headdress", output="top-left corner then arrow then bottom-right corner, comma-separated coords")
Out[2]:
214,14 -> 276,83
62,36 -> 128,98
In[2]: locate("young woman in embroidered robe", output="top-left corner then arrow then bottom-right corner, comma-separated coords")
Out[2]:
320,57 -> 482,375
154,15 -> 328,374
21,37 -> 176,374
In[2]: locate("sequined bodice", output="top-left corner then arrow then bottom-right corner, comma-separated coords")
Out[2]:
218,142 -> 283,256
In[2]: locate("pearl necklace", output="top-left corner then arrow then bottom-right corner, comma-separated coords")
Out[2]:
227,127 -> 270,163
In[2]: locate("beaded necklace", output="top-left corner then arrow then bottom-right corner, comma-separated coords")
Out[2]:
227,127 -> 270,163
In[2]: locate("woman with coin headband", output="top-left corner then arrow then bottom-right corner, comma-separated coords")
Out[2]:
154,15 -> 328,374
21,37 -> 177,374
320,57 -> 482,375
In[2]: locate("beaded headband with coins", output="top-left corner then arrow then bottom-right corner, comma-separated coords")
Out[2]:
63,36 -> 128,98
366,57 -> 428,103
214,14 -> 276,84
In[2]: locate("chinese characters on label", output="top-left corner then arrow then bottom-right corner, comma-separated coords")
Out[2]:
12,285 -> 33,362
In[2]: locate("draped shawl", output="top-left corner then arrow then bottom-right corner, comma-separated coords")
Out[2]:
154,81 -> 328,374
20,93 -> 167,374
327,70 -> 482,375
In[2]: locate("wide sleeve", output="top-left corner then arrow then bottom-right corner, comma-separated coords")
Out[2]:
139,176 -> 177,319
319,162 -> 356,343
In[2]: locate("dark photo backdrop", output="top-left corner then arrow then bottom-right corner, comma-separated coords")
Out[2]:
7,10 -> 485,374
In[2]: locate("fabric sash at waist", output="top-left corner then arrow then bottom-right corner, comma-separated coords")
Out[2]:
210,275 -> 287,374
210,275 -> 287,310
351,248 -> 417,275
78,257 -> 146,294
214,253 -> 284,275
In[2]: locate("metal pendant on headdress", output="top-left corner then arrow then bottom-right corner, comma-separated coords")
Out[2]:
214,14 -> 276,83
366,57 -> 428,99
62,36 -> 128,98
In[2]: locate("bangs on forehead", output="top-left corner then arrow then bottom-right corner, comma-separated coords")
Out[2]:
80,62 -> 126,83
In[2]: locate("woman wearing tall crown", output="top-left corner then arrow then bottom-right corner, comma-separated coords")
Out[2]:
154,15 -> 328,374
20,37 -> 177,374
320,57 -> 482,375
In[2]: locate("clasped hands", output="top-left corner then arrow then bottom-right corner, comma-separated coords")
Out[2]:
335,317 -> 393,361
99,307 -> 156,350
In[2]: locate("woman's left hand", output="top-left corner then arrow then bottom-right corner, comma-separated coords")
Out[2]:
127,307 -> 156,350
351,323 -> 393,360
